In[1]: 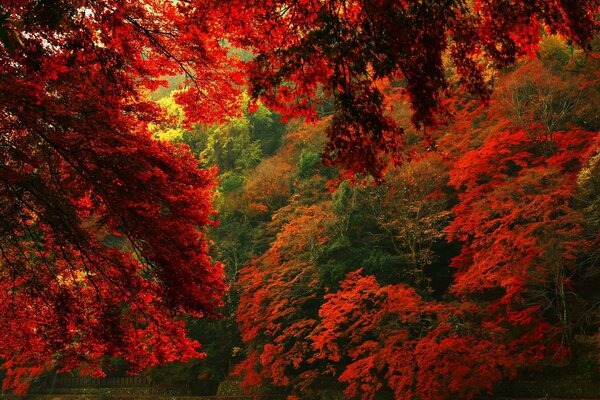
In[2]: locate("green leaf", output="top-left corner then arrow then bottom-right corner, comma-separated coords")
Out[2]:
0,25 -> 15,54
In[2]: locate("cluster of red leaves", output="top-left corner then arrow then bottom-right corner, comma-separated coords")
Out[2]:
219,0 -> 598,178
235,203 -> 334,393
0,0 -> 247,393
313,270 -> 529,400
448,128 -> 595,297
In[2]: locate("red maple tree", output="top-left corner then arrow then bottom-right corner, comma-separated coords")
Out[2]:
0,0 -> 244,393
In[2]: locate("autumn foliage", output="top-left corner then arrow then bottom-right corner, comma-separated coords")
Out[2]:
234,37 -> 600,400
1,0 -> 600,398
0,0 -> 238,393
221,0 -> 598,178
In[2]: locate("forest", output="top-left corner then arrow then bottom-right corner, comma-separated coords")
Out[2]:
0,1 -> 599,399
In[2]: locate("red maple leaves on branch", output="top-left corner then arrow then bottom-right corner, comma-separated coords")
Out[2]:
0,0 -> 242,392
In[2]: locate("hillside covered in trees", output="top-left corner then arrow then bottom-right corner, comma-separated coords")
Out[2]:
145,36 -> 600,399
1,1 -> 599,399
